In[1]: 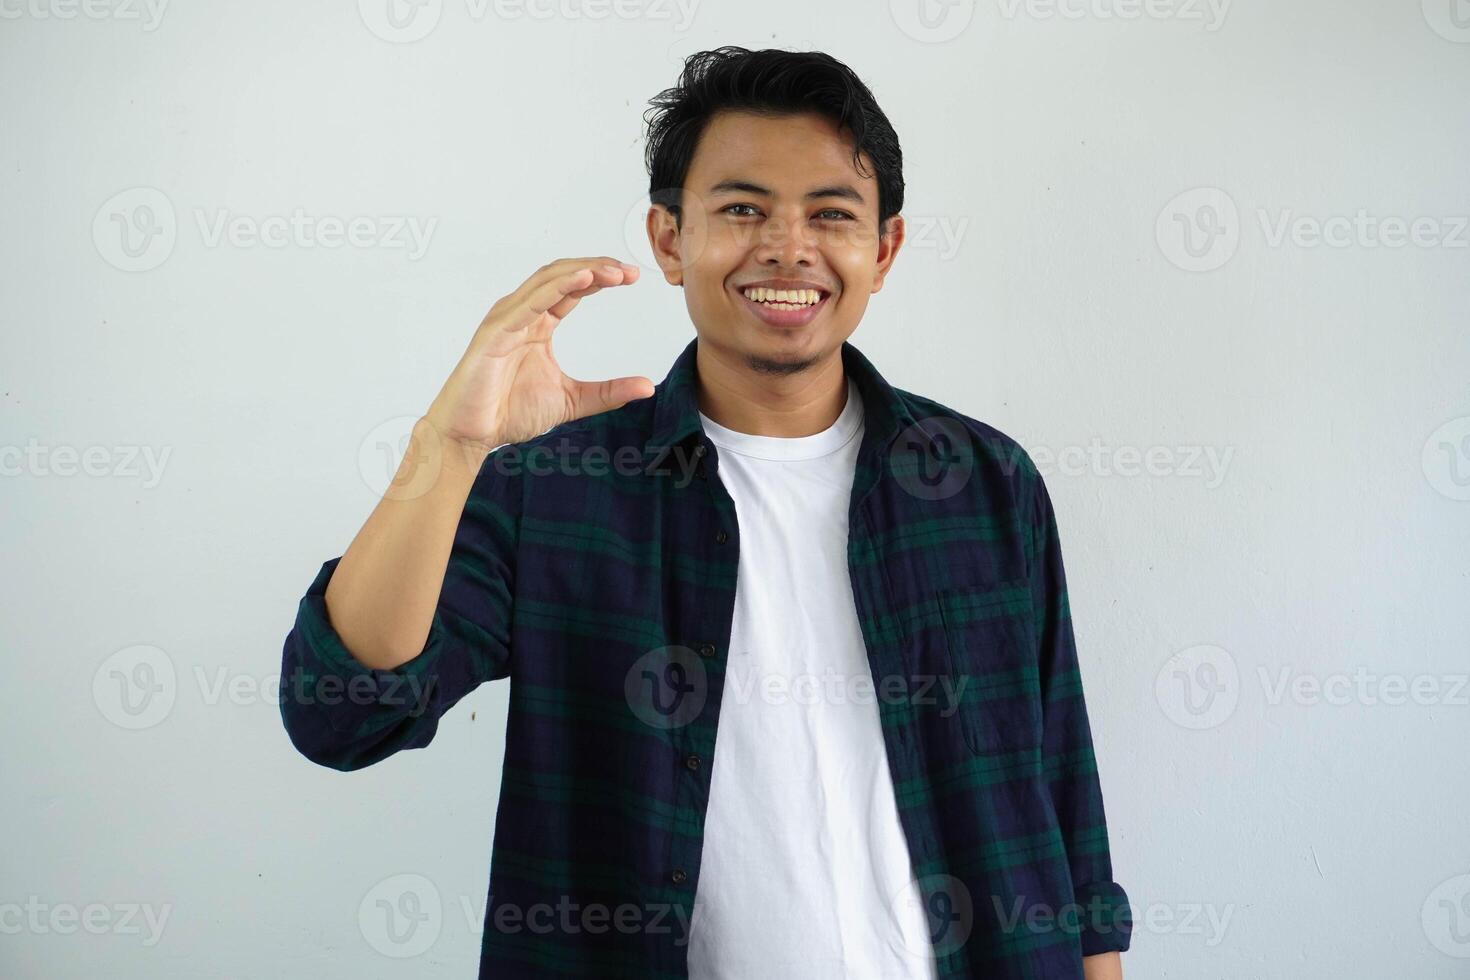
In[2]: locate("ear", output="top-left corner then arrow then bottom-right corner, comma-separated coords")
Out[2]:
870,213 -> 906,293
646,203 -> 684,286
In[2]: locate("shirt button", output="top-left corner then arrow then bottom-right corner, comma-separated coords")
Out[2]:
698,643 -> 715,658
670,868 -> 688,885
684,753 -> 701,770
715,529 -> 728,544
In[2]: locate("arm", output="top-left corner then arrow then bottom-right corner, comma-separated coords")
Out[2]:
325,417 -> 495,673
277,431 -> 520,771
277,257 -> 652,771
1083,951 -> 1123,980
1028,469 -> 1133,959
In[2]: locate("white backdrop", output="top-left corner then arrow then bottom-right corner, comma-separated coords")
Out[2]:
3,1 -> 1468,977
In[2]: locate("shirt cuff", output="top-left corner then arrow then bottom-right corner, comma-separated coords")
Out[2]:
1073,879 -> 1133,956
288,557 -> 448,734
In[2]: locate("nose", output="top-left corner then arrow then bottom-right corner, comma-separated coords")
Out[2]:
752,210 -> 817,267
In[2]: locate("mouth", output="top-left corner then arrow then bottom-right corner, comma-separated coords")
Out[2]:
734,284 -> 832,328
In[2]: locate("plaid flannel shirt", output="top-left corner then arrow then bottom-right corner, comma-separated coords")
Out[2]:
279,335 -> 1132,978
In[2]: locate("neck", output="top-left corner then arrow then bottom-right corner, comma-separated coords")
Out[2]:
694,340 -> 848,438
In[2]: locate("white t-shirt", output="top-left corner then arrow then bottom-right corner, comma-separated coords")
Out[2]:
686,377 -> 939,980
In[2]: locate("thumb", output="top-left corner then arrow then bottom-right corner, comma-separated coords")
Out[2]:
566,375 -> 656,421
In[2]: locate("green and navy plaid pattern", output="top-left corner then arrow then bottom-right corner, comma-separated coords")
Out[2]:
279,336 -> 1132,978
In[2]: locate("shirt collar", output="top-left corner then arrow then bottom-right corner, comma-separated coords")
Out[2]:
643,335 -> 916,471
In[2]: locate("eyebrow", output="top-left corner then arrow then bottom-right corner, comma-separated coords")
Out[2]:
707,179 -> 867,206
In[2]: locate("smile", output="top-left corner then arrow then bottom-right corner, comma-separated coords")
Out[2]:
736,285 -> 832,327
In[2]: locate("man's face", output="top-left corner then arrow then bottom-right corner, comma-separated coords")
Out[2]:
648,110 -> 904,376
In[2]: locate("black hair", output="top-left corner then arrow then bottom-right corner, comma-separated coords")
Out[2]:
642,46 -> 904,231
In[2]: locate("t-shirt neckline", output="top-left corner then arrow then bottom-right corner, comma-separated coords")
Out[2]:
698,377 -> 864,462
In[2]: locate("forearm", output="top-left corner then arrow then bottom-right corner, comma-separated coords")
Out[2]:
324,417 -> 488,670
1083,951 -> 1122,980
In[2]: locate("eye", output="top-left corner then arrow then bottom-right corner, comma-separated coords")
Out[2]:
816,209 -> 855,221
721,203 -> 762,217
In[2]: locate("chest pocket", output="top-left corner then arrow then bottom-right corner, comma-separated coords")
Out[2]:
936,579 -> 1042,757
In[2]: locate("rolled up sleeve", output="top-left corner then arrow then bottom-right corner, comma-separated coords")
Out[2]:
278,451 -> 521,772
1028,469 -> 1133,956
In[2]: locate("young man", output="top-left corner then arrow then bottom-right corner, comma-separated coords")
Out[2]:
279,46 -> 1131,979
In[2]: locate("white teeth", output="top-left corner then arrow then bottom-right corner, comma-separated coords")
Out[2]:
742,287 -> 822,306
